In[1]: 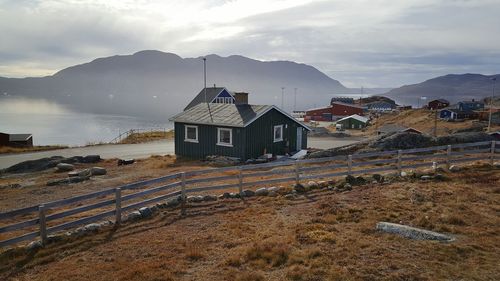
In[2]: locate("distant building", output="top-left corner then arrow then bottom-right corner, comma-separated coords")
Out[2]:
439,109 -> 478,120
170,96 -> 310,160
365,101 -> 395,112
184,86 -> 236,111
377,124 -> 422,135
330,97 -> 354,104
427,99 -> 450,110
0,132 -> 33,147
336,114 -> 369,129
458,100 -> 484,112
305,102 -> 364,121
397,105 -> 412,111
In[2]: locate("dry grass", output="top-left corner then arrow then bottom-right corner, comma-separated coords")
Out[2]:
119,130 -> 174,144
0,145 -> 68,155
0,166 -> 499,281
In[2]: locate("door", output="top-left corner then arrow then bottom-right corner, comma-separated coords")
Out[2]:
296,127 -> 302,151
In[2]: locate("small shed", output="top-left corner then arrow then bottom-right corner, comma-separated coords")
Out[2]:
377,124 -> 422,135
428,99 -> 450,110
440,109 -> 478,120
336,114 -> 369,129
170,103 -> 311,160
0,132 -> 33,147
0,132 -> 9,146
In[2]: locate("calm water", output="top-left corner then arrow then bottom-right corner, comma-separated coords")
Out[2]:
0,98 -> 172,146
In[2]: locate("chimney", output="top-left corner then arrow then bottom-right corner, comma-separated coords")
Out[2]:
234,92 -> 249,105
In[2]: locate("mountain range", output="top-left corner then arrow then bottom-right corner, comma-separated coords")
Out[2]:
0,50 -> 498,118
0,50 -> 350,118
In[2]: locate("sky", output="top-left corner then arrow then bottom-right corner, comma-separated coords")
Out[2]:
0,0 -> 499,88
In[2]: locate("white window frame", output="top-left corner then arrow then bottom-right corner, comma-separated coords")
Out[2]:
273,125 -> 284,142
217,127 -> 233,147
184,125 -> 198,143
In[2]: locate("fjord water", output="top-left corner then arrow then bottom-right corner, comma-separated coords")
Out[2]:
0,98 -> 172,146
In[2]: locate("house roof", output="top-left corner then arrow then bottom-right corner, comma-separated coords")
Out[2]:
331,101 -> 364,109
459,100 -> 484,105
429,99 -> 449,103
9,134 -> 32,141
184,87 -> 231,111
377,124 -> 422,134
336,114 -> 369,123
170,103 -> 311,130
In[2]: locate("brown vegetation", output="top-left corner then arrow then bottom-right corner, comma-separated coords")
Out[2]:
0,145 -> 68,155
0,166 -> 499,281
119,130 -> 174,144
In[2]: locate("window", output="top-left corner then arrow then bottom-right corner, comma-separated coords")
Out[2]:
274,125 -> 283,142
184,125 -> 198,143
217,128 -> 232,146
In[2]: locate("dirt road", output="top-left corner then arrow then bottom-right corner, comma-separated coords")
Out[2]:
0,137 -> 363,169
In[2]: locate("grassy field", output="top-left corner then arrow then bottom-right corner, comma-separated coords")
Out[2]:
0,145 -> 68,155
1,165 -> 498,281
119,130 -> 174,144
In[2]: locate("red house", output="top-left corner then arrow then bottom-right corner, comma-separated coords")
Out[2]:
305,102 -> 364,121
428,99 -> 449,110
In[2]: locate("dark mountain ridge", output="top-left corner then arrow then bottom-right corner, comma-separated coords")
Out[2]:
0,50 -> 349,118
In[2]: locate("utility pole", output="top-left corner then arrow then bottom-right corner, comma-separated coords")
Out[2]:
203,57 -> 207,103
488,77 -> 496,132
294,88 -> 297,111
433,109 -> 438,137
281,87 -> 285,109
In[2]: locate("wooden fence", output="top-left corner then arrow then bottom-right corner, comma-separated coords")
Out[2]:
0,140 -> 497,248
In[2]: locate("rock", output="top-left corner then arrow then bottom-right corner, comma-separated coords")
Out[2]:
344,183 -> 352,191
376,222 -> 454,241
126,211 -> 143,221
166,197 -> 180,207
139,207 -> 153,218
229,192 -> 240,199
46,234 -> 63,244
222,192 -> 231,199
150,205 -> 159,214
268,191 -> 278,197
56,163 -> 75,172
372,174 -> 384,183
307,181 -> 319,189
82,155 -> 101,163
284,194 -> 295,200
46,178 -> 70,186
421,175 -> 432,181
255,187 -> 269,196
117,159 -> 135,166
83,223 -> 101,232
268,186 -> 281,193
434,174 -> 447,181
203,195 -> 218,201
26,240 -> 43,251
90,167 -> 107,176
241,189 -> 255,197
400,171 -> 408,177
317,181 -> 328,188
294,184 -> 306,193
449,165 -> 461,172
5,156 -> 64,173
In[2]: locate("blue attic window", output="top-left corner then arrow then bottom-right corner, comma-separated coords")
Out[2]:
213,89 -> 235,104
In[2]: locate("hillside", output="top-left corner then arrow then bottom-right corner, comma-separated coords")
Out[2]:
0,51 -> 350,118
384,73 -> 499,106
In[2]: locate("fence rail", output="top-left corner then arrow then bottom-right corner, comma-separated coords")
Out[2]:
0,140 -> 497,248
109,128 -> 171,144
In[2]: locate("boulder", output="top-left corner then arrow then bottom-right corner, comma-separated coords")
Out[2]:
90,167 -> 107,176
400,171 -> 408,177
241,189 -> 255,197
376,222 -> 454,241
449,165 -> 461,172
255,187 -> 269,196
82,155 -> 101,163
126,211 -> 143,221
5,156 -> 64,173
421,175 -> 432,181
203,195 -> 218,201
307,181 -> 319,189
284,194 -> 295,200
346,175 -> 366,186
268,191 -> 278,197
138,207 -> 153,218
166,197 -> 180,207
343,183 -> 352,191
294,184 -> 306,193
56,163 -> 75,172
83,223 -> 101,232
26,240 -> 43,251
317,181 -> 328,188
117,159 -> 135,166
372,174 -> 384,183
222,192 -> 231,199
268,186 -> 281,193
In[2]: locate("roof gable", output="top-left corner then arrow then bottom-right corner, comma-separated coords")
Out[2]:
184,87 -> 230,111
337,114 -> 368,123
9,134 -> 32,141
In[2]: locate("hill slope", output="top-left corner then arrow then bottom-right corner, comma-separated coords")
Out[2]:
384,73 -> 499,106
0,51 -> 350,118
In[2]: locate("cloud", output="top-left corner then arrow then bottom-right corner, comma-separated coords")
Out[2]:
0,0 -> 499,87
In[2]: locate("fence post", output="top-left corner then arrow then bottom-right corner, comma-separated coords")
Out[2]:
238,167 -> 243,196
491,141 -> 496,165
115,188 -> 122,225
181,172 -> 186,216
446,145 -> 452,170
347,155 -> 352,175
397,150 -> 402,173
295,161 -> 300,185
39,205 -> 47,245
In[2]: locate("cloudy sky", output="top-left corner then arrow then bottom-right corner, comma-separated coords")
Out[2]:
0,0 -> 499,87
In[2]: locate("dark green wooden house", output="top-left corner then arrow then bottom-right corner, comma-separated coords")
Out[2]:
170,102 -> 310,160
336,114 -> 369,130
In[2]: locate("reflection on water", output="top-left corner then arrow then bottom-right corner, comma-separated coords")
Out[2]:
0,98 -> 172,146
